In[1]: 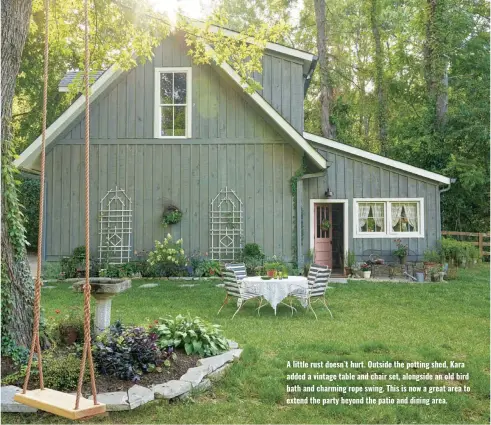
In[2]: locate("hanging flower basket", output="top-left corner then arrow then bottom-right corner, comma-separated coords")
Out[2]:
162,205 -> 183,227
320,219 -> 331,231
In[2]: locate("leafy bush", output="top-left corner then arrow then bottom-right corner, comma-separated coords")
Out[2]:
2,350 -> 93,391
242,243 -> 265,260
45,306 -> 90,346
41,262 -> 63,280
189,252 -> 222,277
17,173 -> 41,250
440,238 -> 480,267
423,249 -> 442,263
156,315 -> 229,357
92,321 -> 172,382
147,234 -> 187,276
243,257 -> 264,276
60,246 -> 86,278
1,335 -> 29,366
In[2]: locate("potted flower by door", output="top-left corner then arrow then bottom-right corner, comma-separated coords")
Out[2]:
393,239 -> 408,264
344,250 -> 356,277
360,263 -> 371,279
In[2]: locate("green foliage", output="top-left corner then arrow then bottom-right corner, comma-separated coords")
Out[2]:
345,250 -> 356,268
17,174 -> 41,249
439,238 -> 481,266
156,314 -> 229,357
242,243 -> 265,260
393,239 -> 408,259
147,234 -> 188,276
41,261 -> 63,280
188,254 -> 222,278
240,243 -> 266,275
45,306 -> 87,346
93,321 -> 172,382
60,246 -> 86,278
1,335 -> 29,366
423,249 -> 442,263
161,205 -> 183,227
2,349 -> 93,391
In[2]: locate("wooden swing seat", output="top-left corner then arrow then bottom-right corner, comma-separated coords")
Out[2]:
14,388 -> 106,420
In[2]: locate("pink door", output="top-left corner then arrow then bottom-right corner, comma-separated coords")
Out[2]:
314,203 -> 332,267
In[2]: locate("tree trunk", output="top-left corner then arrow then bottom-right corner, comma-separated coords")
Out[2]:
424,0 -> 448,130
313,0 -> 336,139
370,0 -> 388,155
1,0 -> 35,348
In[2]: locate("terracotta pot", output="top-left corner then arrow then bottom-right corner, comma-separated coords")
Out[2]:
267,270 -> 275,278
344,267 -> 351,277
61,326 -> 79,345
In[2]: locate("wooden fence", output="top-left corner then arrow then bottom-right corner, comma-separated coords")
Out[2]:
441,231 -> 490,258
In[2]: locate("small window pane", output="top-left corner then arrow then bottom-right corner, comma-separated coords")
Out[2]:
391,202 -> 418,232
161,106 -> 173,136
160,73 -> 173,104
358,202 -> 385,233
174,106 -> 186,136
173,73 -> 187,104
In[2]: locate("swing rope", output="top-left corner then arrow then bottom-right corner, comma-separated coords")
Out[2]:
21,0 -> 99,410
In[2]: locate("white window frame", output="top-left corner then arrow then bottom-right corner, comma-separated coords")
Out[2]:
353,198 -> 425,238
154,67 -> 192,139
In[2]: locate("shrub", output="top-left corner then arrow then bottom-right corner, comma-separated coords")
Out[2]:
1,335 -> 29,366
440,238 -> 480,267
17,173 -> 41,250
2,350 -> 93,391
189,252 -> 222,277
423,249 -> 442,263
60,246 -> 86,278
147,234 -> 187,276
92,321 -> 172,382
41,262 -> 63,280
243,257 -> 264,276
242,243 -> 265,260
156,315 -> 229,357
45,306 -> 91,347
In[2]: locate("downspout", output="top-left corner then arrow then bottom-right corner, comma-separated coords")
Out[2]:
439,178 -> 456,194
296,170 -> 327,269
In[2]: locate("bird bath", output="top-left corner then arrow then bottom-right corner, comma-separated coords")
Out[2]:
72,278 -> 131,334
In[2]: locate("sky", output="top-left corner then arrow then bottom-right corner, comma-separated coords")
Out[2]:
149,0 -> 214,21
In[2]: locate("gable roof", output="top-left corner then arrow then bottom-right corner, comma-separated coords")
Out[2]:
304,132 -> 452,185
14,39 -> 326,172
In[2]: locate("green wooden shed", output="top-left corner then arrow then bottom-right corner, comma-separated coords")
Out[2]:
15,29 -> 453,273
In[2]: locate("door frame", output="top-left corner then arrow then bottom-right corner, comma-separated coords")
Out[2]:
309,199 -> 349,266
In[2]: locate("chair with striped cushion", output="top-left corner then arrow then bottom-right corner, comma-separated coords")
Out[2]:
291,264 -> 332,319
217,264 -> 260,318
307,264 -> 333,319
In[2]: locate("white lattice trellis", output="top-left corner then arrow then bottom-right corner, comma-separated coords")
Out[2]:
210,187 -> 243,261
99,186 -> 132,264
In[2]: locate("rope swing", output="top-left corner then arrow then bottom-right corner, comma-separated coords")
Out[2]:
14,0 -> 106,419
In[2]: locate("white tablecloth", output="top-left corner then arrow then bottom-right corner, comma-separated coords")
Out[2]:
241,276 -> 309,313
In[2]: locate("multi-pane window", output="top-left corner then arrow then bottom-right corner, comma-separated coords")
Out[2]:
154,68 -> 191,138
357,202 -> 385,234
354,199 -> 424,238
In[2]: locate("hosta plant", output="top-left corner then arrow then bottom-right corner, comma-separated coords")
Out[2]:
156,315 -> 229,357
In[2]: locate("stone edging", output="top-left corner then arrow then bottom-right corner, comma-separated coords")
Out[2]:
1,341 -> 241,413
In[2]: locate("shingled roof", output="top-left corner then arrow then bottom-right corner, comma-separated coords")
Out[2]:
58,70 -> 105,92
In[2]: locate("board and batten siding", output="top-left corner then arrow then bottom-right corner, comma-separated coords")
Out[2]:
45,142 -> 301,261
302,145 -> 442,262
60,34 -> 304,142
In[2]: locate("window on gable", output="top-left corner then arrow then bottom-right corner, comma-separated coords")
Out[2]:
155,68 -> 191,138
354,199 -> 424,238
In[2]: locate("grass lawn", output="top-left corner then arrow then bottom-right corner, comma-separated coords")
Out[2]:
4,264 -> 489,424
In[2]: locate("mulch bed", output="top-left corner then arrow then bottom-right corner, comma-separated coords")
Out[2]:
2,350 -> 201,396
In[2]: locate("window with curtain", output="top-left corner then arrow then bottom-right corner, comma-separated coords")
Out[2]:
391,202 -> 419,233
154,68 -> 191,138
354,199 -> 423,238
357,202 -> 385,234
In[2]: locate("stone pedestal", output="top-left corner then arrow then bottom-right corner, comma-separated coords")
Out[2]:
73,278 -> 131,335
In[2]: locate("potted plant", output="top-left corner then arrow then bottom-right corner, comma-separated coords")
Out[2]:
393,239 -> 408,264
345,250 -> 356,277
320,219 -> 331,231
56,306 -> 84,345
264,262 -> 282,278
360,263 -> 371,279
161,205 -> 183,227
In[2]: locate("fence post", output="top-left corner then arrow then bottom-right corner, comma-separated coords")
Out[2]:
478,233 -> 484,259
